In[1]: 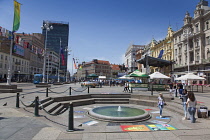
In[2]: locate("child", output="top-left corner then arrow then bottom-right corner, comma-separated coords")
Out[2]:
181,89 -> 188,120
157,93 -> 166,118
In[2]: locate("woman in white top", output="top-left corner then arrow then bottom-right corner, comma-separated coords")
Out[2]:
186,92 -> 197,123
157,93 -> 165,118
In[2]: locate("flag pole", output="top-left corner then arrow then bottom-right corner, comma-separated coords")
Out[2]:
6,0 -> 21,85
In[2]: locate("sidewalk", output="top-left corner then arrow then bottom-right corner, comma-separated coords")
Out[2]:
0,82 -> 210,140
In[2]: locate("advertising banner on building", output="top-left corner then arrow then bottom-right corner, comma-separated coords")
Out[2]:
13,44 -> 24,56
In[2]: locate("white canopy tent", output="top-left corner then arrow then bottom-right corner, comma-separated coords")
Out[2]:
119,75 -> 134,79
149,72 -> 170,79
98,76 -> 106,79
175,73 -> 205,81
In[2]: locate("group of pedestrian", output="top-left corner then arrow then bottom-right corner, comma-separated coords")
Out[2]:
123,81 -> 130,92
180,89 -> 197,123
157,89 -> 197,123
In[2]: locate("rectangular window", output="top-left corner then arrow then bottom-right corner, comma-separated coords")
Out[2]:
206,36 -> 210,45
196,24 -> 199,33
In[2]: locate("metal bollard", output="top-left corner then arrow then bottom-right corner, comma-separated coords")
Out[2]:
130,87 -> 133,93
46,87 -> 48,97
69,87 -> 71,95
67,103 -> 74,132
34,96 -> 39,117
175,89 -> 178,97
16,93 -> 20,108
88,86 -> 89,94
151,84 -> 153,96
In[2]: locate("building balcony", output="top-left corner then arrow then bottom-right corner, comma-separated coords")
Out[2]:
202,58 -> 210,64
174,64 -> 185,69
15,62 -> 21,65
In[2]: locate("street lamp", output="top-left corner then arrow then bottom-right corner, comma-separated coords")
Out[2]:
18,70 -> 20,82
65,47 -> 71,82
183,28 -> 193,73
41,21 -> 53,83
46,53 -> 50,83
57,38 -> 62,83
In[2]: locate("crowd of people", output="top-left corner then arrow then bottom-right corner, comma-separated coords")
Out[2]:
158,81 -> 198,123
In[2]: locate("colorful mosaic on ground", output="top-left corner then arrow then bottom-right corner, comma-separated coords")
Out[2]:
121,124 -> 177,132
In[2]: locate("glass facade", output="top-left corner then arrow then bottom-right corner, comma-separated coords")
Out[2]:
42,20 -> 69,73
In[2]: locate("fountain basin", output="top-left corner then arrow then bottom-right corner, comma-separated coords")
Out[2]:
88,106 -> 151,122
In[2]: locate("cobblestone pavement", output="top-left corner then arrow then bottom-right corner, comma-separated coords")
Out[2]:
0,82 -> 210,140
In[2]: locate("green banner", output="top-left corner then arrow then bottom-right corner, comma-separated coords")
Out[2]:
13,1 -> 21,32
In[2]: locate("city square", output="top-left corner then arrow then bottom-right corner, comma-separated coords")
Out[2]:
1,0 -> 210,139
0,82 -> 210,140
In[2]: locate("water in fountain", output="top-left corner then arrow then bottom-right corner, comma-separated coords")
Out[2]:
117,106 -> 122,111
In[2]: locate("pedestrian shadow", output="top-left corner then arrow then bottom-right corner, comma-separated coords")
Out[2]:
0,117 -> 8,120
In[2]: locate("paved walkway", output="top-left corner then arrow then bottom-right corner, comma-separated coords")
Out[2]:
0,82 -> 210,140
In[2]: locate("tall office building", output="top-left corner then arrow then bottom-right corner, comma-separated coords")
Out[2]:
42,20 -> 69,74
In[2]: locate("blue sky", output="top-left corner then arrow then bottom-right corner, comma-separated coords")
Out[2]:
0,0 -> 200,73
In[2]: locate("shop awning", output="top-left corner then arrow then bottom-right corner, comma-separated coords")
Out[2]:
136,55 -> 172,68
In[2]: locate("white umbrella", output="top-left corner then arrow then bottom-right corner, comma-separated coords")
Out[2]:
149,72 -> 170,79
175,73 -> 205,80
119,75 -> 134,79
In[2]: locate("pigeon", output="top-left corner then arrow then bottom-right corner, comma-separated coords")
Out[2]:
22,95 -> 24,98
3,102 -> 7,106
78,124 -> 82,127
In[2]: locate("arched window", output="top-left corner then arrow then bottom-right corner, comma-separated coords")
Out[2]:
206,21 -> 209,30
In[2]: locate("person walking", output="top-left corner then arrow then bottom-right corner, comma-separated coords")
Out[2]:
178,82 -> 184,98
186,92 -> 197,123
181,89 -> 188,120
123,81 -> 128,92
168,81 -> 173,97
157,93 -> 165,118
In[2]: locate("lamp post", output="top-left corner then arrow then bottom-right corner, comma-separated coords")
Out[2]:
47,53 -> 50,83
18,70 -> 20,82
41,21 -> 53,83
57,38 -> 62,83
65,47 -> 71,82
183,28 -> 193,73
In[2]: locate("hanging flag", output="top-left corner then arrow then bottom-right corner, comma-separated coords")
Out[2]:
13,1 -> 21,32
73,58 -> 78,69
60,46 -> 65,65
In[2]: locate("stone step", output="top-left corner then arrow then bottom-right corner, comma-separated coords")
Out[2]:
131,94 -> 173,102
54,106 -> 66,115
93,98 -> 129,101
90,94 -> 131,98
40,99 -> 54,108
165,104 -> 184,116
129,98 -> 157,107
61,98 -> 95,107
0,89 -> 22,93
94,100 -> 129,104
48,103 -> 62,113
0,85 -> 18,89
40,97 -> 52,104
36,83 -> 51,88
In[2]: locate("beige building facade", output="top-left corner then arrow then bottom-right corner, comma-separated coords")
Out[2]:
150,26 -> 174,75
173,0 -> 210,83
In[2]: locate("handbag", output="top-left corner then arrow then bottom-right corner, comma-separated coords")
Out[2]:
164,102 -> 167,105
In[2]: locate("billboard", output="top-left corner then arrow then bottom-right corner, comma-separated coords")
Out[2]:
13,44 -> 24,56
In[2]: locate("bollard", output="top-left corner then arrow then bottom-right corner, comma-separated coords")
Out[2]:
130,87 -> 133,93
88,86 -> 89,94
34,96 -> 39,117
46,87 -> 48,97
69,87 -> 71,95
175,89 -> 178,97
16,93 -> 20,108
67,103 -> 74,132
151,83 -> 153,96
